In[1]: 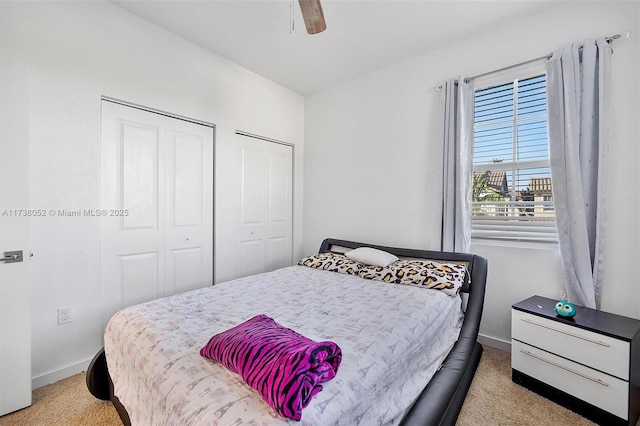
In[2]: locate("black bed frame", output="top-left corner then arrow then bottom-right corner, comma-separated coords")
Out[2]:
87,238 -> 487,426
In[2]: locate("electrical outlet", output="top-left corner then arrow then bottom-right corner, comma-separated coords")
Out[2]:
57,307 -> 72,325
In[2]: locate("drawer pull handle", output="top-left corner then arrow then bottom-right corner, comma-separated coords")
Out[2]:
520,318 -> 610,347
520,350 -> 609,387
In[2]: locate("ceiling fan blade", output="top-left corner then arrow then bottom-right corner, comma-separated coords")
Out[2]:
298,0 -> 326,34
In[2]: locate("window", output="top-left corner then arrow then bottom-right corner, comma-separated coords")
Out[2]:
472,73 -> 556,243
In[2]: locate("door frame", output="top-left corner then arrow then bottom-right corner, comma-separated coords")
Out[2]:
102,96 -> 216,129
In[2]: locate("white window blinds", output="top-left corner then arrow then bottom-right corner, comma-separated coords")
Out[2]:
472,74 -> 557,243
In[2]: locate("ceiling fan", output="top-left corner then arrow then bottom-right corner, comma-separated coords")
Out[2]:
298,0 -> 326,34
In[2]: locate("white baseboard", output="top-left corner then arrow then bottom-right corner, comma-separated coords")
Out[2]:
477,333 -> 511,352
32,357 -> 92,390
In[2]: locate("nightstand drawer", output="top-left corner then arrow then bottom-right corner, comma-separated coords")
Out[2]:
512,309 -> 629,380
512,340 -> 629,419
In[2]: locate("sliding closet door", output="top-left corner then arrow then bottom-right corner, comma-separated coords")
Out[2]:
101,101 -> 213,321
165,118 -> 214,295
236,135 -> 293,278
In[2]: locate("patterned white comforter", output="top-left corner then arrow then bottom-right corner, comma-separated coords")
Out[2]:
104,265 -> 464,425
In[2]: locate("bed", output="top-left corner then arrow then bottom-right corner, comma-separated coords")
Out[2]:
87,238 -> 487,425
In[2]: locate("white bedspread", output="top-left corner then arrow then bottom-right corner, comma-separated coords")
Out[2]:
105,265 -> 464,425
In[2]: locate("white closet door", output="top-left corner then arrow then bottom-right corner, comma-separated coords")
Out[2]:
236,135 -> 293,278
164,118 -> 214,295
0,63 -> 31,416
101,101 -> 213,321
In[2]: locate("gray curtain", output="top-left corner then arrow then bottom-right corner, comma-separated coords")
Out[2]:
440,78 -> 474,253
546,38 -> 611,309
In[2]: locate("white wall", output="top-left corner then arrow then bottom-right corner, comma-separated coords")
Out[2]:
304,1 -> 640,347
0,1 -> 304,386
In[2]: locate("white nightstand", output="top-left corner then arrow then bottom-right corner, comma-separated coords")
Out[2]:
511,295 -> 640,426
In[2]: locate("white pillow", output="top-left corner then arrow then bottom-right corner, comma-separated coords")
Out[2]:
345,247 -> 399,267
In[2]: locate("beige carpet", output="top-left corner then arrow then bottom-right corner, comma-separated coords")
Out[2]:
0,345 -> 633,426
0,372 -> 120,426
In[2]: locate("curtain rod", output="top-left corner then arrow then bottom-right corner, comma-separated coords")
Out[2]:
434,31 -> 631,91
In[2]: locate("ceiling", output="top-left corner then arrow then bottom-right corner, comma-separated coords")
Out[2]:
111,0 -> 563,95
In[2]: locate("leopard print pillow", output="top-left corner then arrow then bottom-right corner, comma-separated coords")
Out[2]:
358,264 -> 396,282
358,259 -> 466,296
297,253 -> 361,275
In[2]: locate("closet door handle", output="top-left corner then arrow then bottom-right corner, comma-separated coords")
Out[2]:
520,317 -> 609,347
520,350 -> 609,387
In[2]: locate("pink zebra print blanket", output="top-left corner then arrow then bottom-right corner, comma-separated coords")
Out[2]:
200,314 -> 342,421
